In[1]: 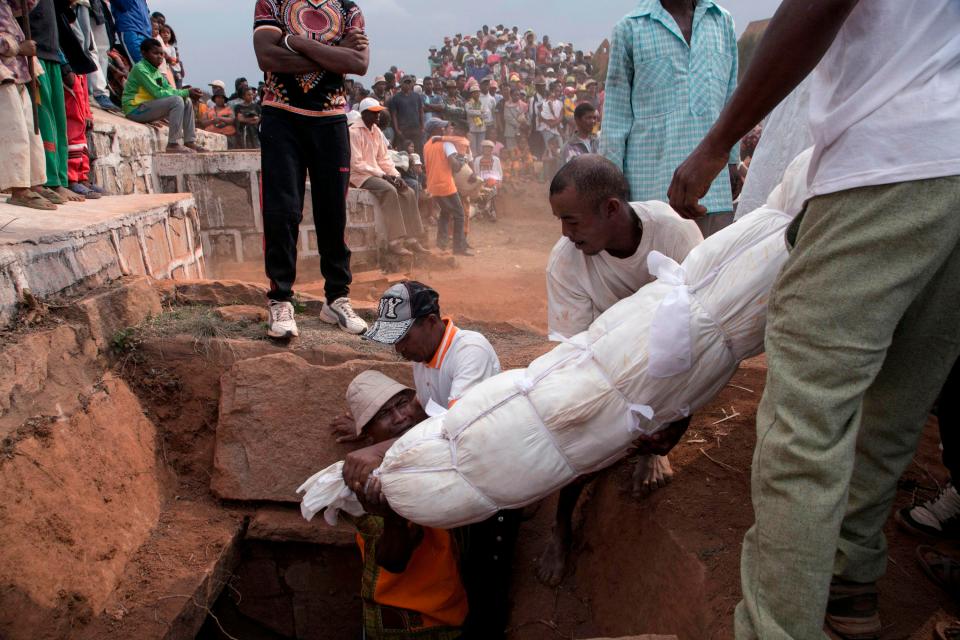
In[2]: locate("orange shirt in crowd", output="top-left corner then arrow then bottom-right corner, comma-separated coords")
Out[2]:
204,105 -> 236,137
424,138 -> 458,197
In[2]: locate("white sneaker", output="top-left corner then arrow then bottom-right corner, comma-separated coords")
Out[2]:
267,300 -> 299,339
897,483 -> 960,539
319,297 -> 368,335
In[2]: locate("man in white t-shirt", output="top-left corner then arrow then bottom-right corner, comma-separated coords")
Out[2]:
536,154 -> 703,587
666,0 -> 960,637
338,280 -> 520,639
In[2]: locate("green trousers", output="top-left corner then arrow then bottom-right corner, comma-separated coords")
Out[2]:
37,59 -> 68,188
735,175 -> 960,639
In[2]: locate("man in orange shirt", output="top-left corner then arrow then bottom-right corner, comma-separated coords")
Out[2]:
423,119 -> 473,256
341,371 -> 467,639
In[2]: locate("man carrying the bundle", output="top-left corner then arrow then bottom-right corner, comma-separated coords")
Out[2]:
339,370 -> 467,640
536,153 -> 703,586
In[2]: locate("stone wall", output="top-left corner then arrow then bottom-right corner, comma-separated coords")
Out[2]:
0,195 -> 204,326
153,152 -> 381,270
90,110 -> 228,196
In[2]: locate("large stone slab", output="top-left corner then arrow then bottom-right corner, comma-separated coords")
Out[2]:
211,352 -> 413,502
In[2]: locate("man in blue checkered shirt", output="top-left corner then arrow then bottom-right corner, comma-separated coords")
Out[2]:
600,0 -> 739,237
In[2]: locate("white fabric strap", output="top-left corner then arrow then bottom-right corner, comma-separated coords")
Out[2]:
647,251 -> 693,379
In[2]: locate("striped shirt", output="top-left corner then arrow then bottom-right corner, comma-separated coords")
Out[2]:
600,0 -> 739,214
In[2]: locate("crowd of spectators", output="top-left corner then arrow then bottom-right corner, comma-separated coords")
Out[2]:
344,25 -> 607,181
327,24 -> 609,253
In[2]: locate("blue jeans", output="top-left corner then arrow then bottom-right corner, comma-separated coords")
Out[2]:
120,31 -> 148,63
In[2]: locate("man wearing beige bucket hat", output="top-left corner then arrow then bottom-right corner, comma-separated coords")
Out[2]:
336,281 -> 520,639
337,370 -> 468,640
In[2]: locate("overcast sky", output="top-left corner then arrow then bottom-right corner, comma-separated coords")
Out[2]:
152,0 -> 781,90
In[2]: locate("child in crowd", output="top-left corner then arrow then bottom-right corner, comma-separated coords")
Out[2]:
62,65 -> 104,199
158,24 -> 183,88
122,38 -> 203,153
233,87 -> 261,149
473,140 -> 502,221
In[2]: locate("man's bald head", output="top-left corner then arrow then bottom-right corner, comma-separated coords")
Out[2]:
549,155 -> 639,257
549,154 -> 631,212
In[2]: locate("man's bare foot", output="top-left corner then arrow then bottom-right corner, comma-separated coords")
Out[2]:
536,528 -> 570,587
184,142 -> 205,153
165,143 -> 195,154
54,185 -> 84,202
632,454 -> 674,499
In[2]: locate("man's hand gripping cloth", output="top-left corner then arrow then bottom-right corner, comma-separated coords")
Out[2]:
301,150 -> 814,529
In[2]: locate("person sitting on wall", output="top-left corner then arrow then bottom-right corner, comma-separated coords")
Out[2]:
121,38 -> 203,154
349,97 -> 429,256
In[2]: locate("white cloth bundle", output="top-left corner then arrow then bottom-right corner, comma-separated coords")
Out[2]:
300,150 -> 813,530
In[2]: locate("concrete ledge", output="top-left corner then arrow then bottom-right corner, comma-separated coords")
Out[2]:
153,149 -> 381,269
90,108 -> 228,195
0,194 -> 205,326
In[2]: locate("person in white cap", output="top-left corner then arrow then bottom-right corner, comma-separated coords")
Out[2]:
350,97 -> 428,256
336,371 -> 468,640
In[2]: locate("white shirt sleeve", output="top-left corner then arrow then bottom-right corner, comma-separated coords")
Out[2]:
443,142 -> 458,156
546,263 -> 597,338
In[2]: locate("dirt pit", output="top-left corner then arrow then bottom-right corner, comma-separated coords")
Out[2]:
1,179 -> 956,640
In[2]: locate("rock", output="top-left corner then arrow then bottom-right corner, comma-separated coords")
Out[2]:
248,506 -> 356,546
214,305 -> 269,324
211,352 -> 414,502
172,280 -> 269,307
70,276 -> 162,350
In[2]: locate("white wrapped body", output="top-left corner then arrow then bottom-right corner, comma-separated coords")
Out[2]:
300,150 -> 813,530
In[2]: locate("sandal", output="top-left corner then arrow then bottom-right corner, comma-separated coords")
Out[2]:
7,190 -> 57,211
936,620 -> 960,640
80,181 -> 107,195
69,183 -> 102,199
917,545 -> 960,593
34,186 -> 65,205
825,578 -> 881,640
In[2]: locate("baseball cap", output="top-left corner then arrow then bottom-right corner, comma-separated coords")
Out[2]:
358,97 -> 386,113
373,75 -> 387,86
209,80 -> 226,90
364,281 -> 440,345
425,119 -> 449,135
346,371 -> 413,436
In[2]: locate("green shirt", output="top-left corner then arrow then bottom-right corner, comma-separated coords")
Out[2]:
122,60 -> 188,114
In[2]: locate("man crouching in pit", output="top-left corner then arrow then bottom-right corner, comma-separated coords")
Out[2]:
536,154 -> 702,586
337,371 -> 467,639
